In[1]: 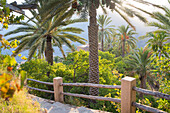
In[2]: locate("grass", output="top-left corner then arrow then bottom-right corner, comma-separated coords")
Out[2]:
0,89 -> 42,113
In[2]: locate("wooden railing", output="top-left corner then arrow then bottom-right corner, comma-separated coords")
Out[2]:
27,78 -> 54,93
26,77 -> 170,113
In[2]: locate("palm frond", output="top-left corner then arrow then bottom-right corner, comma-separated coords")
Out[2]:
115,8 -> 136,30
49,9 -> 74,32
4,27 -> 35,36
28,42 -> 41,61
7,33 -> 33,41
61,34 -> 87,45
59,27 -> 84,34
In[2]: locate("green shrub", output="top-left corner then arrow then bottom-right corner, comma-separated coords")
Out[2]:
21,58 -> 73,99
62,50 -> 122,112
21,51 -> 123,112
21,50 -> 169,112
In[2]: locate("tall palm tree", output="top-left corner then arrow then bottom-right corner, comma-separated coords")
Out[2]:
78,0 -> 164,96
78,0 -> 143,96
97,15 -> 115,51
117,25 -> 137,57
87,0 -> 100,96
5,1 -> 87,65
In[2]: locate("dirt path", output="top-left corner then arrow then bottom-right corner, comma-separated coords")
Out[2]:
30,95 -> 111,113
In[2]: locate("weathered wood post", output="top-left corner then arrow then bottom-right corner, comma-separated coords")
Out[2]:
53,77 -> 64,102
121,77 -> 136,113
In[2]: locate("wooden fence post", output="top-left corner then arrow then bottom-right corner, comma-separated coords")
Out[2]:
121,77 -> 136,113
53,77 -> 63,102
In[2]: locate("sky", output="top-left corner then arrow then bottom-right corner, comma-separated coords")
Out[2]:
0,0 -> 169,62
4,0 -> 168,43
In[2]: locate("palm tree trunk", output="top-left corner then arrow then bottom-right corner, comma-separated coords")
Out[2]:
140,76 -> 146,89
122,39 -> 125,57
101,29 -> 104,51
46,35 -> 53,65
139,75 -> 147,98
88,1 -> 99,96
45,35 -> 53,98
107,44 -> 110,50
46,35 -> 53,77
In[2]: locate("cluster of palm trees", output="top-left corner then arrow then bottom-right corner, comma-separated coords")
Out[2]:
5,0 -> 167,97
98,0 -> 170,95
97,15 -> 137,57
126,1 -> 170,95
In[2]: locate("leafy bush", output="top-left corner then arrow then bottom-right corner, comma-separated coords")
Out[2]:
22,50 -> 123,112
21,50 -> 169,112
21,58 -> 73,99
0,36 -> 38,112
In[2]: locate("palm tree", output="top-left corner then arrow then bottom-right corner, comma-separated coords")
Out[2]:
146,32 -> 169,58
116,25 -> 137,57
126,47 -> 153,97
78,0 -> 165,96
97,15 -> 115,51
74,0 -> 164,96
5,1 -> 87,65
78,0 -> 141,96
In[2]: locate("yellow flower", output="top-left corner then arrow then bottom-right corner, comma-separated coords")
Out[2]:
116,92 -> 120,95
12,51 -> 15,53
3,23 -> 8,29
4,40 -> 10,46
5,83 -> 10,89
18,54 -> 22,57
13,44 -> 17,48
21,56 -> 27,60
14,39 -> 17,42
119,74 -> 123,77
1,87 -> 8,93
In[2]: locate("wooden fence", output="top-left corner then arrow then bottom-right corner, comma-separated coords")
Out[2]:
26,77 -> 170,113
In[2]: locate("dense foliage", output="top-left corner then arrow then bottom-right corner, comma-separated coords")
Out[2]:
21,50 -> 124,112
21,48 -> 169,112
1,0 -> 169,113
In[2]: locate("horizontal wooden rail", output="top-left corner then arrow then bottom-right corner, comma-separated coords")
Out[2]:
61,83 -> 121,89
26,86 -> 54,94
27,78 -> 53,86
132,102 -> 167,113
26,77 -> 169,113
133,87 -> 170,100
62,92 -> 121,103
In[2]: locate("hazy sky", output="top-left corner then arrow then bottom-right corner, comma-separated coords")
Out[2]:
0,0 -> 168,61
3,0 -> 169,47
